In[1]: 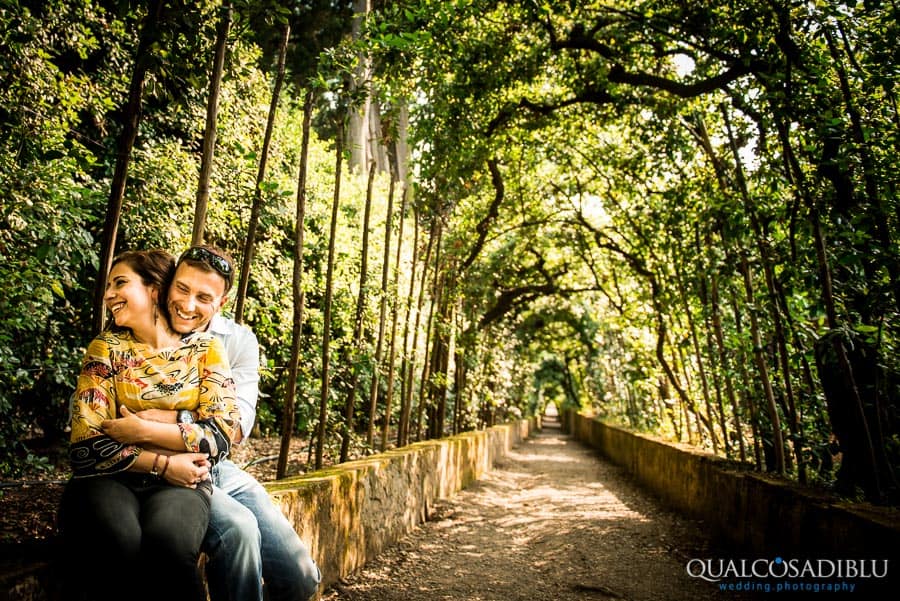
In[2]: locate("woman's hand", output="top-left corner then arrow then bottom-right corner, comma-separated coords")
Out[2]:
161,452 -> 211,488
101,405 -> 149,443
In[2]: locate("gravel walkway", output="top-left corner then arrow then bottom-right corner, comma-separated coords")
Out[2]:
322,420 -> 765,601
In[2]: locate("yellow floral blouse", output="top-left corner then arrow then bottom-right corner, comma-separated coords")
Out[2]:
69,329 -> 241,478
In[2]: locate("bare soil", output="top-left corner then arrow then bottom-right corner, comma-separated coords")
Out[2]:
0,434 -> 321,547
321,420 -> 766,601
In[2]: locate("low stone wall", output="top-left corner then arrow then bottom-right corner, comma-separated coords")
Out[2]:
562,410 -> 900,560
1,419 -> 537,600
264,418 -> 538,593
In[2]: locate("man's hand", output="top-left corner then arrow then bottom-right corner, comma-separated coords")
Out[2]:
162,452 -> 211,488
101,406 -> 149,444
133,408 -> 178,424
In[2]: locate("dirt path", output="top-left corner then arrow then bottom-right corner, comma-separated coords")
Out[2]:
322,421 -> 764,601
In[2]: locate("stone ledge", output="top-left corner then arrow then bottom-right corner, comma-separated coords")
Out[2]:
562,410 -> 900,560
1,419 -> 538,600
264,418 -> 539,593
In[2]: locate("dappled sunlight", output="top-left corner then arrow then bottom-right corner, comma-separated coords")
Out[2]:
324,430 -> 733,601
501,451 -> 578,463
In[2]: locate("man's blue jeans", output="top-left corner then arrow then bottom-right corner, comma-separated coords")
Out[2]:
205,460 -> 321,601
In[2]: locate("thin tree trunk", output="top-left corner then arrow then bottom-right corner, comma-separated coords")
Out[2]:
686,112 -> 779,470
729,288 -> 763,469
396,206 -> 420,447
722,105 -> 801,477
738,252 -> 785,473
381,153 -> 407,451
408,212 -> 436,443
235,23 -> 289,323
366,161 -> 396,448
674,256 -> 720,454
91,0 -> 165,335
428,283 -> 452,439
340,161 -> 377,462
710,271 -> 746,462
453,326 -> 465,435
316,121 -> 344,470
773,111 -> 887,498
417,222 -> 442,440
654,306 -> 714,442
275,90 -> 313,479
192,1 -> 232,245
277,90 -> 313,479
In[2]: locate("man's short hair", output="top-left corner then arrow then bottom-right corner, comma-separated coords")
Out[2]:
176,245 -> 235,293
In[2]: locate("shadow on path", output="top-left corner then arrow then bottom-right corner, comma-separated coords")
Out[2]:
323,420 -> 766,601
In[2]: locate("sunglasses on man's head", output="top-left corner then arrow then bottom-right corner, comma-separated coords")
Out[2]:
179,247 -> 233,277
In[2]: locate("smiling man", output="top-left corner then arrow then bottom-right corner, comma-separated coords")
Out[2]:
161,245 -> 320,601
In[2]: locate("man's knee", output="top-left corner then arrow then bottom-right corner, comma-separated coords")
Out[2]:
205,495 -> 262,564
296,557 -> 322,601
263,542 -> 321,601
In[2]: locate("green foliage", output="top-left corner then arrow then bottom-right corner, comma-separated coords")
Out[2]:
2,0 -> 898,505
0,155 -> 102,475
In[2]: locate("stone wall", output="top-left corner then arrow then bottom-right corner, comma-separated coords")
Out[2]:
0,419 -> 537,600
562,410 -> 900,559
263,419 -> 538,593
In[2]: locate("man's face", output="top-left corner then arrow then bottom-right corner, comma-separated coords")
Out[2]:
168,262 -> 228,334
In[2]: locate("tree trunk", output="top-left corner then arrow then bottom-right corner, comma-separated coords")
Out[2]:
277,90 -> 313,479
453,331 -> 465,435
91,0 -> 165,335
722,105 -> 801,477
235,23 -> 289,324
729,289 -> 763,469
410,213 -> 437,443
191,1 -> 232,246
738,252 -> 786,473
366,157 -> 396,448
380,146 -> 406,451
418,223 -> 443,439
316,120 -> 344,470
347,0 -> 387,174
710,270 -> 746,462
674,254 -> 720,454
426,280 -> 452,439
340,161 -> 377,462
396,206 -> 421,447
654,304 -> 714,442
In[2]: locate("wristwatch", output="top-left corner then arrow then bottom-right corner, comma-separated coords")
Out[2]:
177,409 -> 195,425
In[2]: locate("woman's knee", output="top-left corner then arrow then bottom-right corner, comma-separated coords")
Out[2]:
142,487 -> 210,562
61,477 -> 142,559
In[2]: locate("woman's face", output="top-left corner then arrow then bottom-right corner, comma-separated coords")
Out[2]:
104,262 -> 157,331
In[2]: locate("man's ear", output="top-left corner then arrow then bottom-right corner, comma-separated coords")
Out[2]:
217,294 -> 229,312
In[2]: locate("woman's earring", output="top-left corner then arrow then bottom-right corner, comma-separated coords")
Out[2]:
153,305 -> 159,325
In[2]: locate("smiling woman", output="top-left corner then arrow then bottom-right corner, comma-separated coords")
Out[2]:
59,248 -> 241,601
103,250 -> 179,348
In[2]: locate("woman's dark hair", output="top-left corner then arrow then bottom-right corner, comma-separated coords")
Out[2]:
106,249 -> 176,331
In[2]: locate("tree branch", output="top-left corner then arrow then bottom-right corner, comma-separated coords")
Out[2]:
460,158 -> 504,273
607,63 -> 752,97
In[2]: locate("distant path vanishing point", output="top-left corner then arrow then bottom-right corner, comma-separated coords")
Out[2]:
323,418 -> 764,601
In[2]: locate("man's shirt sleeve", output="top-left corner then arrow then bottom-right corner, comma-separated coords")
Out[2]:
214,316 -> 260,440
